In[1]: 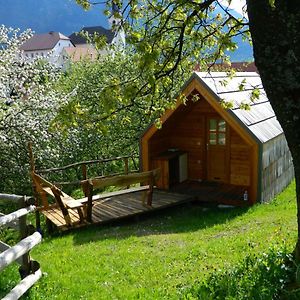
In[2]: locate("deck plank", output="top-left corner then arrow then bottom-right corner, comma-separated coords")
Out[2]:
91,207 -> 112,222
42,189 -> 193,231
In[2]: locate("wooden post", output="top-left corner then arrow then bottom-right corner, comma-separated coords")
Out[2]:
86,182 -> 93,223
147,173 -> 154,207
28,142 -> 41,231
31,172 -> 49,209
0,232 -> 42,272
18,196 -> 31,278
50,187 -> 72,226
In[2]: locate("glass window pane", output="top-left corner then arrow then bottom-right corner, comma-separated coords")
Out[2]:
218,120 -> 226,132
209,133 -> 217,145
218,133 -> 226,145
209,119 -> 217,131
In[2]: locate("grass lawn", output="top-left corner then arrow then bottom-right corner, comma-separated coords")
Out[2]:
0,182 -> 298,299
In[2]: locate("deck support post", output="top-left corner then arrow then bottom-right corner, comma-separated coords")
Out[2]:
86,182 -> 94,223
46,218 -> 54,234
147,174 -> 154,207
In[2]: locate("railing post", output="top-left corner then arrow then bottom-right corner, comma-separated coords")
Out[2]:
0,193 -> 42,298
147,173 -> 154,207
86,181 -> 94,223
18,196 -> 31,279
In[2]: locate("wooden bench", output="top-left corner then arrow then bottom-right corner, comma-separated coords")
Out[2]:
81,169 -> 160,222
31,169 -> 160,229
31,172 -> 88,228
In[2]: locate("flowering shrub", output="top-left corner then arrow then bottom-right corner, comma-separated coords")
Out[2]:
0,26 -> 69,193
0,26 -> 185,194
184,244 -> 298,300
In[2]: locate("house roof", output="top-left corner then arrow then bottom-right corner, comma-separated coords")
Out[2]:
194,72 -> 283,143
63,47 -> 98,62
20,32 -> 70,51
69,26 -> 114,45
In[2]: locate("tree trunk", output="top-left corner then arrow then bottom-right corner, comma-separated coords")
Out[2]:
247,0 -> 300,261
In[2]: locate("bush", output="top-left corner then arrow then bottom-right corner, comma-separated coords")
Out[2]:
183,244 -> 297,300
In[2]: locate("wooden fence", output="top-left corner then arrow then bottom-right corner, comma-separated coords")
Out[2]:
0,193 -> 42,300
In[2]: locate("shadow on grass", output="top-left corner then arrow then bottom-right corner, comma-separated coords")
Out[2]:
59,201 -> 250,245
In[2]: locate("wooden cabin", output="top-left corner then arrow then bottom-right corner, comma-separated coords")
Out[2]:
140,72 -> 294,205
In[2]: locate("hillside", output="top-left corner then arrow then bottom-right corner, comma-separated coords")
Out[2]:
0,182 -> 297,299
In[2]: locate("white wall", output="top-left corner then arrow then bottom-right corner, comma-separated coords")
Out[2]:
22,39 -> 74,67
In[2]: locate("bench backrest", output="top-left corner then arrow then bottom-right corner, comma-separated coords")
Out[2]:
81,169 -> 160,222
83,169 -> 160,190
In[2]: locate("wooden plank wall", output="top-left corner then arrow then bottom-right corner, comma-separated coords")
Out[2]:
261,135 -> 294,202
230,130 -> 251,186
148,92 -> 252,187
163,98 -> 213,180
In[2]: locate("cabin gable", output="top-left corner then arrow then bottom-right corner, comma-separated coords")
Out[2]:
140,72 -> 294,205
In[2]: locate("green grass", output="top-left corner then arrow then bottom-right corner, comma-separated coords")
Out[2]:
1,182 -> 298,299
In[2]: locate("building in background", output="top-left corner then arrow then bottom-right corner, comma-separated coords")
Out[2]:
20,31 -> 74,66
68,2 -> 125,53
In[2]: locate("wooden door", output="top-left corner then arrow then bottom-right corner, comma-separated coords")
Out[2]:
206,117 -> 229,182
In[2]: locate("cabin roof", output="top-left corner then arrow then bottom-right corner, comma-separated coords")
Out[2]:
194,72 -> 283,143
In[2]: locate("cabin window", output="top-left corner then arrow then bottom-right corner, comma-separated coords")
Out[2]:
209,118 -> 226,145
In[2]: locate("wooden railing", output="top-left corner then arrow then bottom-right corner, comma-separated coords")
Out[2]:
28,143 -> 140,229
35,155 -> 139,186
0,193 -> 42,300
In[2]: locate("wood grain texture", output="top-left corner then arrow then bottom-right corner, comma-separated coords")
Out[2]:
141,79 -> 259,204
41,190 -> 193,231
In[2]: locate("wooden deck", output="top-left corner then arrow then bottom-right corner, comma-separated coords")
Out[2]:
170,180 -> 248,206
43,189 -> 193,231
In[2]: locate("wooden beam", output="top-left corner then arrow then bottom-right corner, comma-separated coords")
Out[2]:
2,268 -> 42,300
50,187 -> 72,226
36,155 -> 137,174
86,169 -> 160,190
91,186 -> 150,202
0,232 -> 42,271
0,213 -> 19,230
52,170 -> 139,187
0,194 -> 34,205
32,173 -> 54,189
0,206 -> 36,227
0,242 -> 23,265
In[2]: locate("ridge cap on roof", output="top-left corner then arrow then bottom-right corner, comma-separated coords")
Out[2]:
195,71 -> 259,78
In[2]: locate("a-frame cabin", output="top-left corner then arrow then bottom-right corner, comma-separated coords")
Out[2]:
140,72 -> 294,205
